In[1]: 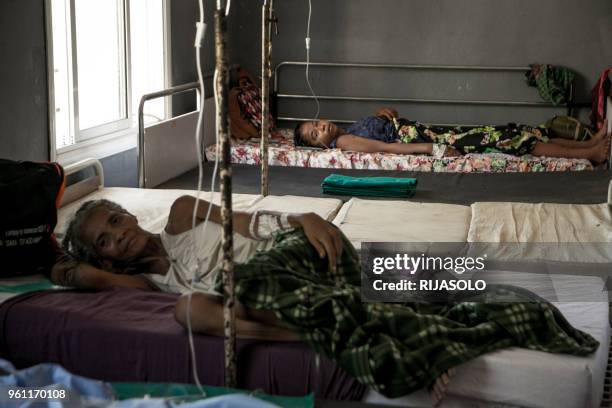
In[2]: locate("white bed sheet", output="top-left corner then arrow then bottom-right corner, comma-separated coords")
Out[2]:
56,188 -> 343,238
467,202 -> 612,264
332,198 -> 472,249
468,202 -> 612,243
55,187 -> 262,237
245,194 -> 343,221
364,274 -> 609,408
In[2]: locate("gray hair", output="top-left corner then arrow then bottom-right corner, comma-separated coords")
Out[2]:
62,199 -> 130,268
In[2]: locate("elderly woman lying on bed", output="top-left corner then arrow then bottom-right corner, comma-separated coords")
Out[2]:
52,196 -> 599,404
294,108 -> 610,164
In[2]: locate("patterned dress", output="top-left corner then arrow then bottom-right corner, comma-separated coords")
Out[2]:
335,116 -> 550,156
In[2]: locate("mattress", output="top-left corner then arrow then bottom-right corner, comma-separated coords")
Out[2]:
467,202 -> 612,264
0,288 -> 365,400
333,198 -> 610,406
332,198 -> 472,248
468,202 -> 612,243
205,128 -> 593,173
364,273 -> 610,408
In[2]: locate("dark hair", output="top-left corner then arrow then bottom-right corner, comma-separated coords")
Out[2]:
293,122 -> 310,147
62,199 -> 131,268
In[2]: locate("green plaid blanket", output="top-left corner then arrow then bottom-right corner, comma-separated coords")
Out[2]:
218,228 -> 599,398
526,64 -> 575,106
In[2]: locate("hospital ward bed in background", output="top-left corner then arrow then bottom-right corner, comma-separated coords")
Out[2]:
1,159 -> 611,407
203,63 -> 608,173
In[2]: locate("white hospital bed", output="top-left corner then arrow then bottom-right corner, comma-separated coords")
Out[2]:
333,192 -> 611,407
2,158 -> 610,407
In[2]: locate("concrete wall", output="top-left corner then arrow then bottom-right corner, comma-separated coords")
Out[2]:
171,0 -> 216,115
171,0 -> 244,115
3,1 -> 610,184
0,0 -> 49,161
231,0 -> 612,125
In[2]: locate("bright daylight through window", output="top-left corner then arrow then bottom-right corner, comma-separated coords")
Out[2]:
49,0 -> 167,150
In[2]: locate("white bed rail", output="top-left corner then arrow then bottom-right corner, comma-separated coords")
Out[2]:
60,158 -> 104,207
64,158 -> 104,185
138,65 -> 238,189
138,82 -> 200,188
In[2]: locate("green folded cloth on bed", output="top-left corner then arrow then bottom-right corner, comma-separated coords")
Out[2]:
0,276 -> 57,294
321,174 -> 417,197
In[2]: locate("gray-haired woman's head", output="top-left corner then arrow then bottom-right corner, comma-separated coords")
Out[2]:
62,199 -> 131,268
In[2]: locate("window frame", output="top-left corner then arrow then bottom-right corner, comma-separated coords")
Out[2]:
46,0 -> 171,161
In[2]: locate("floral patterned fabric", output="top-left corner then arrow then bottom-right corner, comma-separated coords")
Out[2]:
235,83 -> 274,134
396,120 -> 550,156
205,129 -> 593,173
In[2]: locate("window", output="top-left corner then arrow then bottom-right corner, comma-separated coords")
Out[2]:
48,0 -> 169,151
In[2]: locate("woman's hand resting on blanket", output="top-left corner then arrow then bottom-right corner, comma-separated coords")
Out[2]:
289,213 -> 343,272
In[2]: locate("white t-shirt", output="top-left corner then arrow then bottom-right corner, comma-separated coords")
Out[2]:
144,221 -> 274,296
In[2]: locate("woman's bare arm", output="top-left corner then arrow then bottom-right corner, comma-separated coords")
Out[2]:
50,253 -> 155,291
174,293 -> 299,341
166,196 -> 343,272
164,195 -> 253,237
336,134 -> 433,155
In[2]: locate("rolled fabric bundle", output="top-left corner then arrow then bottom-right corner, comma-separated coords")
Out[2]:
321,174 -> 417,197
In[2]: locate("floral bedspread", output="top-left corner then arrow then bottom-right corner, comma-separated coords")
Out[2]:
205,129 -> 593,173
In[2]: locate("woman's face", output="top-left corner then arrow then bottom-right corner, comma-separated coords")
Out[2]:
299,120 -> 339,147
80,206 -> 150,264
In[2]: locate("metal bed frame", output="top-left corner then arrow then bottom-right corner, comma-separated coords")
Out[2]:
273,61 -> 578,125
137,63 -> 239,189
138,81 -> 200,189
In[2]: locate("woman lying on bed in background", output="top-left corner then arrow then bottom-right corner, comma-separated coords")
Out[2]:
294,108 -> 610,164
52,196 -> 599,405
